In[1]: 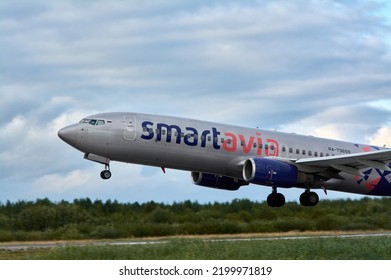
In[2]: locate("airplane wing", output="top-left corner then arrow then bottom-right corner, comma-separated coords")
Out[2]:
293,149 -> 391,177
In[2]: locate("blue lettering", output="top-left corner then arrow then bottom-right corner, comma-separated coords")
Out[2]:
157,123 -> 182,144
200,130 -> 210,148
184,127 -> 198,146
212,127 -> 221,150
141,121 -> 154,140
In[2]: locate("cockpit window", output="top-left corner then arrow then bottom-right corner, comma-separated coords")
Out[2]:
79,119 -> 106,126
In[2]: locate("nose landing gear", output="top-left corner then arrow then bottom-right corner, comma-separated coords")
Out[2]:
84,153 -> 112,180
100,164 -> 112,180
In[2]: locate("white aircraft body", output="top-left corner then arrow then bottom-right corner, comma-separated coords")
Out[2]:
58,112 -> 391,207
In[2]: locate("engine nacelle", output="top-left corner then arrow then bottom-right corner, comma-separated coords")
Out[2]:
191,172 -> 247,191
243,158 -> 304,188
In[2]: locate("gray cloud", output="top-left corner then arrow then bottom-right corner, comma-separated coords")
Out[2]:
1,0 -> 390,203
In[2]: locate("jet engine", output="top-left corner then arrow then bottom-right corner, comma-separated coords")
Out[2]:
191,172 -> 248,191
243,158 -> 306,188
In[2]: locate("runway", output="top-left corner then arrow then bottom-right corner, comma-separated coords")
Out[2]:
1,231 -> 390,251
208,231 -> 391,242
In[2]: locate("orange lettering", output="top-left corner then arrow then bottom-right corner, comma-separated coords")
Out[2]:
223,133 -> 237,152
239,135 -> 255,154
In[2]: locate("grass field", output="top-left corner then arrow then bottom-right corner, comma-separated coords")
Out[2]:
1,232 -> 391,260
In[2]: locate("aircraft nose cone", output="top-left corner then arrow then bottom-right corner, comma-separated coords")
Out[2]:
58,125 -> 77,144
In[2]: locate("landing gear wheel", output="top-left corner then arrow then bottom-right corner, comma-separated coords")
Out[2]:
299,192 -> 309,206
300,191 -> 319,207
100,170 -> 112,180
307,192 -> 319,206
267,192 -> 285,208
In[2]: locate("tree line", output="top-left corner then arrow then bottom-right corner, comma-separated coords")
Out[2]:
1,197 -> 391,241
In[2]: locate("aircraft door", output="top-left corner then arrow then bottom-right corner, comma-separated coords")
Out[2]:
123,115 -> 136,141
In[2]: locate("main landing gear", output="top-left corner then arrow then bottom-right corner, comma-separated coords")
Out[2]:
267,187 -> 286,208
266,187 -> 319,207
299,190 -> 319,207
100,164 -> 112,180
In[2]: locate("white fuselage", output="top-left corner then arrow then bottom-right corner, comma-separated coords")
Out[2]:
58,112 -> 391,206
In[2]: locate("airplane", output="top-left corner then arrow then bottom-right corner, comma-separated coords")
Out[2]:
58,112 -> 391,207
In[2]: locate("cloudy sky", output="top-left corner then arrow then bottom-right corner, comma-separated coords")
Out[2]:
1,0 -> 391,204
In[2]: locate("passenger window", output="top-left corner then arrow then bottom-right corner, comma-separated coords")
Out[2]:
259,144 -> 263,149
282,146 -> 286,152
265,144 -> 269,149
302,150 -> 306,155
314,152 -> 318,157
308,151 -> 312,156
207,136 -> 211,141
320,153 -> 324,157
289,148 -> 293,153
253,143 -> 257,148
271,145 -> 274,151
296,149 -> 300,154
